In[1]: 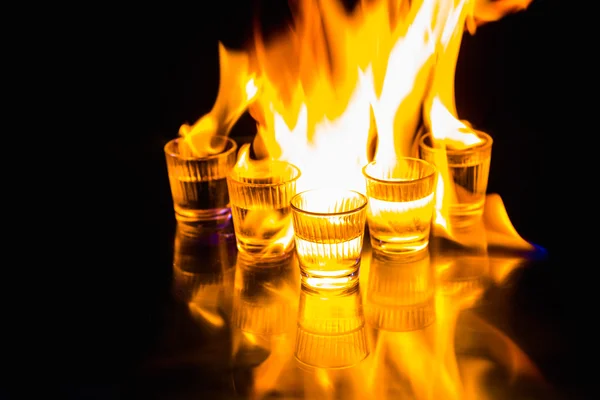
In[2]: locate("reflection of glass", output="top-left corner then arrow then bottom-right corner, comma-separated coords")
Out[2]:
232,252 -> 300,335
227,159 -> 301,260
230,254 -> 300,399
363,157 -> 436,256
295,283 -> 369,369
291,188 -> 368,290
365,250 -> 435,331
172,222 -> 237,326
418,131 -> 492,228
431,246 -> 491,302
164,136 -> 237,232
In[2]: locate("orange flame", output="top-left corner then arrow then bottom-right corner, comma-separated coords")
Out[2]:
181,0 -> 533,249
178,44 -> 258,157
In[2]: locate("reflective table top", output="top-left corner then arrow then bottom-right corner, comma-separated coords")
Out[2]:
117,219 -> 569,400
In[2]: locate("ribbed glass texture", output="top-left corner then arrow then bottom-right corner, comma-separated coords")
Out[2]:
164,136 -> 237,230
365,250 -> 435,331
295,283 -> 369,368
291,189 -> 367,288
227,160 -> 301,260
418,131 -> 492,228
363,157 -> 437,255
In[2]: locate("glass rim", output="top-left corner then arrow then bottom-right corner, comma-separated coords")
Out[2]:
164,136 -> 238,161
362,157 -> 437,184
418,130 -> 493,155
290,188 -> 368,217
228,160 -> 302,188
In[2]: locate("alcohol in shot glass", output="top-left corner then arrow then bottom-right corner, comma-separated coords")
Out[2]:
164,136 -> 237,231
362,157 -> 437,256
290,188 -> 368,290
295,283 -> 368,369
418,131 -> 492,228
227,160 -> 301,260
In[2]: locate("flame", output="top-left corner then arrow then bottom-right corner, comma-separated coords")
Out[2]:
228,144 -> 298,259
172,1 -> 546,391
178,43 -> 258,157
180,0 -> 534,249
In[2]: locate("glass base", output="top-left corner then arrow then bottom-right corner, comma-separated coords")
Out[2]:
235,239 -> 295,262
299,266 -> 360,291
370,238 -> 429,261
175,207 -> 232,234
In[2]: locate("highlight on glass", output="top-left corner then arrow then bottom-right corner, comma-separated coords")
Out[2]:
362,157 -> 437,256
290,188 -> 368,290
164,135 -> 238,231
227,156 -> 301,260
418,130 -> 492,229
295,283 -> 368,369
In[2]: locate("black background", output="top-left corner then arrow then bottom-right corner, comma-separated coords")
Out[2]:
9,0 -> 585,398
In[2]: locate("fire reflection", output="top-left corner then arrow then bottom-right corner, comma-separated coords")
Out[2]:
357,240 -> 549,400
166,210 -> 548,399
364,246 -> 460,399
230,253 -> 301,398
165,230 -> 551,399
232,252 -> 300,335
296,283 -> 369,369
172,222 -> 237,333
431,242 -> 491,305
365,249 -> 435,331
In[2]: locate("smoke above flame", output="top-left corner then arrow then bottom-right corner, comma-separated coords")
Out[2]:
180,0 -> 533,247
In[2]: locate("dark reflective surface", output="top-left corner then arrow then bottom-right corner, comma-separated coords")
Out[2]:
120,221 -> 563,399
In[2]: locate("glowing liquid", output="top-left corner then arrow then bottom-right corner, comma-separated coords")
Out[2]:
294,235 -> 363,279
230,204 -> 294,257
367,193 -> 434,254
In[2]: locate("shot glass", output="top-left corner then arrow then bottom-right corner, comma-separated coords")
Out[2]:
290,188 -> 368,290
227,159 -> 301,260
418,131 -> 492,228
295,283 -> 369,369
365,249 -> 435,331
164,136 -> 237,231
362,157 -> 437,257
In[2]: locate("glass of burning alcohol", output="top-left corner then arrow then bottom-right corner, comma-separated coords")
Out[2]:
362,157 -> 437,257
164,136 -> 237,231
418,131 -> 492,228
227,159 -> 301,260
290,188 -> 368,290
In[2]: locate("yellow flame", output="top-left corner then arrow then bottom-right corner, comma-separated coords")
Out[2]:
179,43 -> 258,157
182,0 -> 534,245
